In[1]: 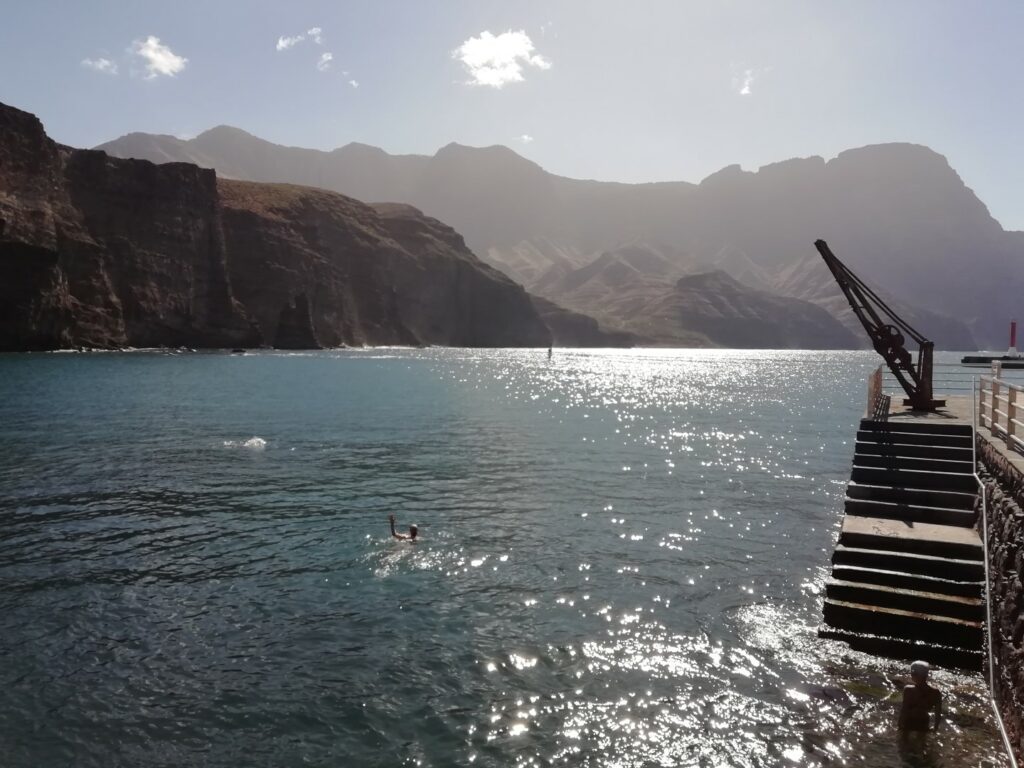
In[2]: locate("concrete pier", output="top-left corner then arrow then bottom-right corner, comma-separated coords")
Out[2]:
820,396 -> 987,670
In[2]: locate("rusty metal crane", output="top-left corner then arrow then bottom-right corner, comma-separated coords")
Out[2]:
814,239 -> 943,411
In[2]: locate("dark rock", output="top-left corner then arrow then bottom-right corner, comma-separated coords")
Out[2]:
273,294 -> 320,349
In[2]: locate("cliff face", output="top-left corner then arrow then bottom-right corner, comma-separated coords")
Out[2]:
216,187 -> 550,347
0,103 -> 551,350
0,104 -> 256,350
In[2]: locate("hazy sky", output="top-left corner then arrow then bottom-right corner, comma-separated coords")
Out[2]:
2,1 -> 1021,228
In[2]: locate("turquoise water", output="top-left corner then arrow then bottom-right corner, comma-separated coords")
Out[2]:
0,349 -> 1008,767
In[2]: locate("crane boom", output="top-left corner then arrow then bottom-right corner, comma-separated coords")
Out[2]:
814,239 -> 942,411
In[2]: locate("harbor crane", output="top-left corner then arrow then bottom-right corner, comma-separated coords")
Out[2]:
814,239 -> 943,411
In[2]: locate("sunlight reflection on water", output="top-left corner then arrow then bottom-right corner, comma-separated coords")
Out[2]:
0,348 -> 1008,767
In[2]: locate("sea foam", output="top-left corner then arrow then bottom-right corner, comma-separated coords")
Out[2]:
223,436 -> 267,450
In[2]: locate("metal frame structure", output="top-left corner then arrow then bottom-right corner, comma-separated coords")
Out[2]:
815,239 -> 942,411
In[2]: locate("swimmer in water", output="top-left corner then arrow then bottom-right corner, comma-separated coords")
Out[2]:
898,660 -> 942,733
389,514 -> 418,542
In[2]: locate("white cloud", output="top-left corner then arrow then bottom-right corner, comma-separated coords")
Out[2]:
130,36 -> 187,79
277,27 -> 323,51
453,30 -> 551,88
348,79 -> 359,88
81,57 -> 118,75
276,34 -> 305,51
732,66 -> 768,96
317,52 -> 333,71
518,134 -> 534,143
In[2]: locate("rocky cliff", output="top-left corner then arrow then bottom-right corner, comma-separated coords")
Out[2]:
0,104 -> 257,350
0,102 -> 552,351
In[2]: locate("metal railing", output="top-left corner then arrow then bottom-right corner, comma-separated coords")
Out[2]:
978,375 -> 1024,457
880,362 -> 1007,395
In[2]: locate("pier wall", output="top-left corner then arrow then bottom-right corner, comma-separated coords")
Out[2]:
977,437 -> 1024,765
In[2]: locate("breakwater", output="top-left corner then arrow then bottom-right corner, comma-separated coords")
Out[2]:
977,436 -> 1024,767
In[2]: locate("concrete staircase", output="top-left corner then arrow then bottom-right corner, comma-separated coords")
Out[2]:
820,418 -> 985,670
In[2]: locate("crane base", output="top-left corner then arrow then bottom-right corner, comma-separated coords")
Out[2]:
902,398 -> 947,411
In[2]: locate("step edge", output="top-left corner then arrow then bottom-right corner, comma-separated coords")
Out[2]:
833,544 -> 983,566
823,598 -> 984,628
825,578 -> 985,606
830,564 -> 984,586
843,498 -> 978,516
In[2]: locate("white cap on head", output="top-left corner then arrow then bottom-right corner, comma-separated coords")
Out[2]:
910,660 -> 930,678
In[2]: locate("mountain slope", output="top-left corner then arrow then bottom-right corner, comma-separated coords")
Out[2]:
643,271 -> 860,349
97,127 -> 1021,347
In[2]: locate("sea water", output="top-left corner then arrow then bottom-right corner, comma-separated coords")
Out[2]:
0,349 -> 1009,767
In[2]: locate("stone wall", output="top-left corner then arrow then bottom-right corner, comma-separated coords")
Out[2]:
977,437 -> 1024,766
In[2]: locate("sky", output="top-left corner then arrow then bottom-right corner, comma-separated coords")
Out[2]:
2,0 -> 1022,229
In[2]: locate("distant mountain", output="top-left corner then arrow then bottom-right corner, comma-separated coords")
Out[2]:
646,270 -> 860,349
536,246 -> 858,348
98,126 -> 1023,348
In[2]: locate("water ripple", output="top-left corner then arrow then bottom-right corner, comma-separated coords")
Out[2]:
0,349 -> 1008,767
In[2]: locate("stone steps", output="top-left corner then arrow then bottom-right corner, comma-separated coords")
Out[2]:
830,564 -> 982,598
849,466 -> 978,493
823,598 -> 983,649
853,453 -> 974,473
825,578 -> 984,622
838,516 -> 983,561
820,417 -> 984,670
843,497 -> 977,528
855,430 -> 973,449
846,481 -> 976,510
858,419 -> 973,437
818,627 -> 983,671
854,440 -> 974,463
832,544 -> 985,582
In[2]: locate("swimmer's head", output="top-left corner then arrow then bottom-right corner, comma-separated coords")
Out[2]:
910,660 -> 929,682
409,525 -> 418,540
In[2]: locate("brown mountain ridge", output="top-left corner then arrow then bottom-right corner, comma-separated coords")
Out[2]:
97,122 -> 1024,349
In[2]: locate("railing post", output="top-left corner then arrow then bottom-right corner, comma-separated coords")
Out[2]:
993,378 -> 1002,435
979,378 -> 987,428
866,365 -> 881,418
1008,387 -> 1018,449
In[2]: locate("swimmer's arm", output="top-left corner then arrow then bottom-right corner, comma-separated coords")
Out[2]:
932,691 -> 942,730
389,515 -> 407,540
